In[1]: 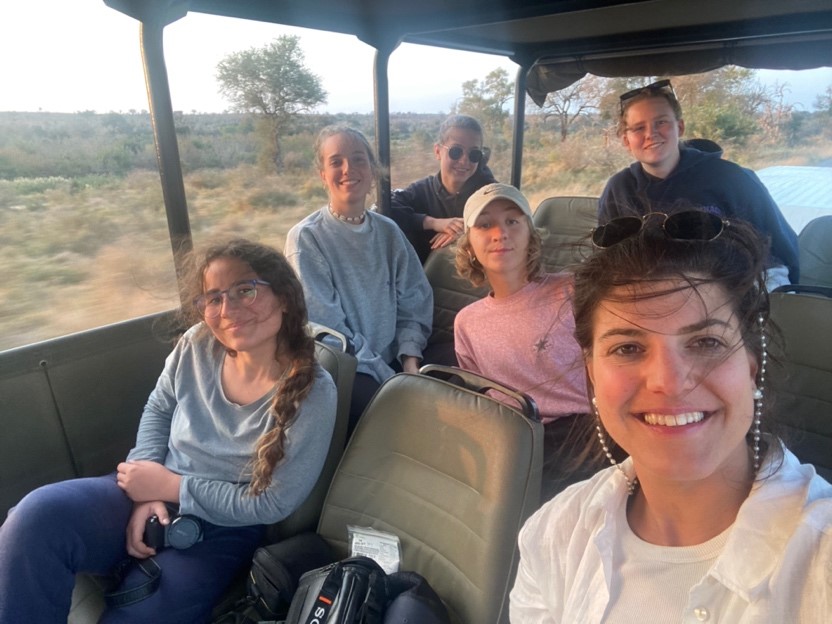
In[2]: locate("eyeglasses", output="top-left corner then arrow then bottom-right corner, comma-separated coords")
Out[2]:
591,211 -> 729,248
194,279 -> 271,319
440,144 -> 485,163
619,79 -> 676,114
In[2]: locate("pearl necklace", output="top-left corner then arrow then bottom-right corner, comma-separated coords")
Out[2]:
329,205 -> 366,224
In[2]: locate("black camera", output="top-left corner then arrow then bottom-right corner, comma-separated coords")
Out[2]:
143,512 -> 204,550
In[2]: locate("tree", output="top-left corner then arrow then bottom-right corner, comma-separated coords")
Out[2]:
589,69 -> 774,145
535,75 -> 613,141
455,68 -> 514,139
216,35 -> 326,170
758,81 -> 796,143
814,84 -> 832,115
671,68 -> 762,144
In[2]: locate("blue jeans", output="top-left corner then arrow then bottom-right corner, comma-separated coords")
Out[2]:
0,474 -> 264,624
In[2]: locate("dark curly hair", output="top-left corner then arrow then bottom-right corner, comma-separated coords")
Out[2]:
571,215 -> 782,471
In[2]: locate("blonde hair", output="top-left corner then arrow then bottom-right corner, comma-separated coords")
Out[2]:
617,89 -> 683,137
314,124 -> 380,178
454,217 -> 545,288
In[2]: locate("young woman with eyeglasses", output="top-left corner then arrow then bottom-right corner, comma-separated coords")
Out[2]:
510,212 -> 832,623
598,79 -> 799,290
389,114 -> 497,264
284,124 -> 432,434
0,240 -> 337,623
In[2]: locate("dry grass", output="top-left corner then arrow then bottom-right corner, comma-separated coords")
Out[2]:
0,163 -> 349,350
2,129 -> 829,351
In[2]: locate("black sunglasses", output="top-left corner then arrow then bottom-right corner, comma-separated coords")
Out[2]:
591,211 -> 729,248
441,144 -> 485,163
619,79 -> 676,114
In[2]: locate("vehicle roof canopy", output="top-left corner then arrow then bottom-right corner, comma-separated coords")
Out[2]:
109,0 -> 832,104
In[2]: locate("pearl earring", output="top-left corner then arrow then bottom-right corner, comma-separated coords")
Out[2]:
592,397 -> 638,495
752,314 -> 767,472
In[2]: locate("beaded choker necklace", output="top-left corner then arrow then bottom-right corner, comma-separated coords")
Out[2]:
329,205 -> 366,224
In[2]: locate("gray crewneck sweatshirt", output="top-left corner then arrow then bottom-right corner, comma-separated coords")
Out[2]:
285,207 -> 433,383
127,324 -> 337,527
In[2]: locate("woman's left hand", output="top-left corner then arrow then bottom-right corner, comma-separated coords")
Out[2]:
126,500 -> 169,559
429,231 -> 457,250
117,460 -> 181,503
402,355 -> 421,374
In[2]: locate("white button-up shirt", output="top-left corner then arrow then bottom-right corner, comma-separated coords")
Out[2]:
510,447 -> 832,623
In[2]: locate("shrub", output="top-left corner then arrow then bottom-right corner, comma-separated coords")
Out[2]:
299,178 -> 327,201
248,189 -> 299,209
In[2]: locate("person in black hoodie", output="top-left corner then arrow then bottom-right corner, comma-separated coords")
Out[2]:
389,114 -> 497,264
599,80 -> 799,289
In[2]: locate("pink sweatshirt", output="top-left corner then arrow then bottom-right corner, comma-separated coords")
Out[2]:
454,273 -> 589,424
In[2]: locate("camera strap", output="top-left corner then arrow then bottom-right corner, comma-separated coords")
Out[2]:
103,557 -> 162,608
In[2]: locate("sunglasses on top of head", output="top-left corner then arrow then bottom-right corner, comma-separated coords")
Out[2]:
591,210 -> 729,248
440,144 -> 486,163
618,79 -> 676,114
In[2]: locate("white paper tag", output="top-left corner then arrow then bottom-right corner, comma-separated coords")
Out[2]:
347,525 -> 402,574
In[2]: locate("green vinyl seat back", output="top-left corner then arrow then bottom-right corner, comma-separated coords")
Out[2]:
797,215 -> 832,292
532,196 -> 598,272
422,246 -> 490,363
768,289 -> 832,481
317,364 -> 543,624
267,323 -> 356,539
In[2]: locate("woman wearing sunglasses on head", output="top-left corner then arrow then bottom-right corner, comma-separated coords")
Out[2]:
509,211 -> 832,623
598,79 -> 799,290
0,240 -> 337,624
389,114 -> 497,264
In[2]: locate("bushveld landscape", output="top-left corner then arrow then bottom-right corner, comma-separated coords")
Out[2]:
2,88 -> 831,351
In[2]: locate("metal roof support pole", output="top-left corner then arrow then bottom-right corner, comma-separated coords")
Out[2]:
140,21 -> 193,289
510,64 -> 528,188
372,42 -> 398,216
107,1 -> 193,292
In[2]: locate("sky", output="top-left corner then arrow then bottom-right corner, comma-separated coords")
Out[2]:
1,1 -> 831,115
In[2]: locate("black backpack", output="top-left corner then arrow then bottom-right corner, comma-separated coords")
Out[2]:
247,532 -> 336,621
284,556 -> 450,624
218,532 -> 450,624
284,556 -> 388,624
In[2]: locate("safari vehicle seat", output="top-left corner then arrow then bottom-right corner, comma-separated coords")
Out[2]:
768,288 -> 832,482
422,246 -> 490,366
797,215 -> 832,292
533,196 -> 599,272
68,324 -> 357,624
0,312 -> 175,524
316,364 -> 543,624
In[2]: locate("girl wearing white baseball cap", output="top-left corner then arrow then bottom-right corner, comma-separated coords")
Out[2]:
454,183 -> 594,501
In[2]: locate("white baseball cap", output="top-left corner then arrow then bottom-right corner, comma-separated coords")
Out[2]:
463,183 -> 533,230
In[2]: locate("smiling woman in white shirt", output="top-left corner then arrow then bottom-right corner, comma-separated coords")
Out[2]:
510,211 -> 832,623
